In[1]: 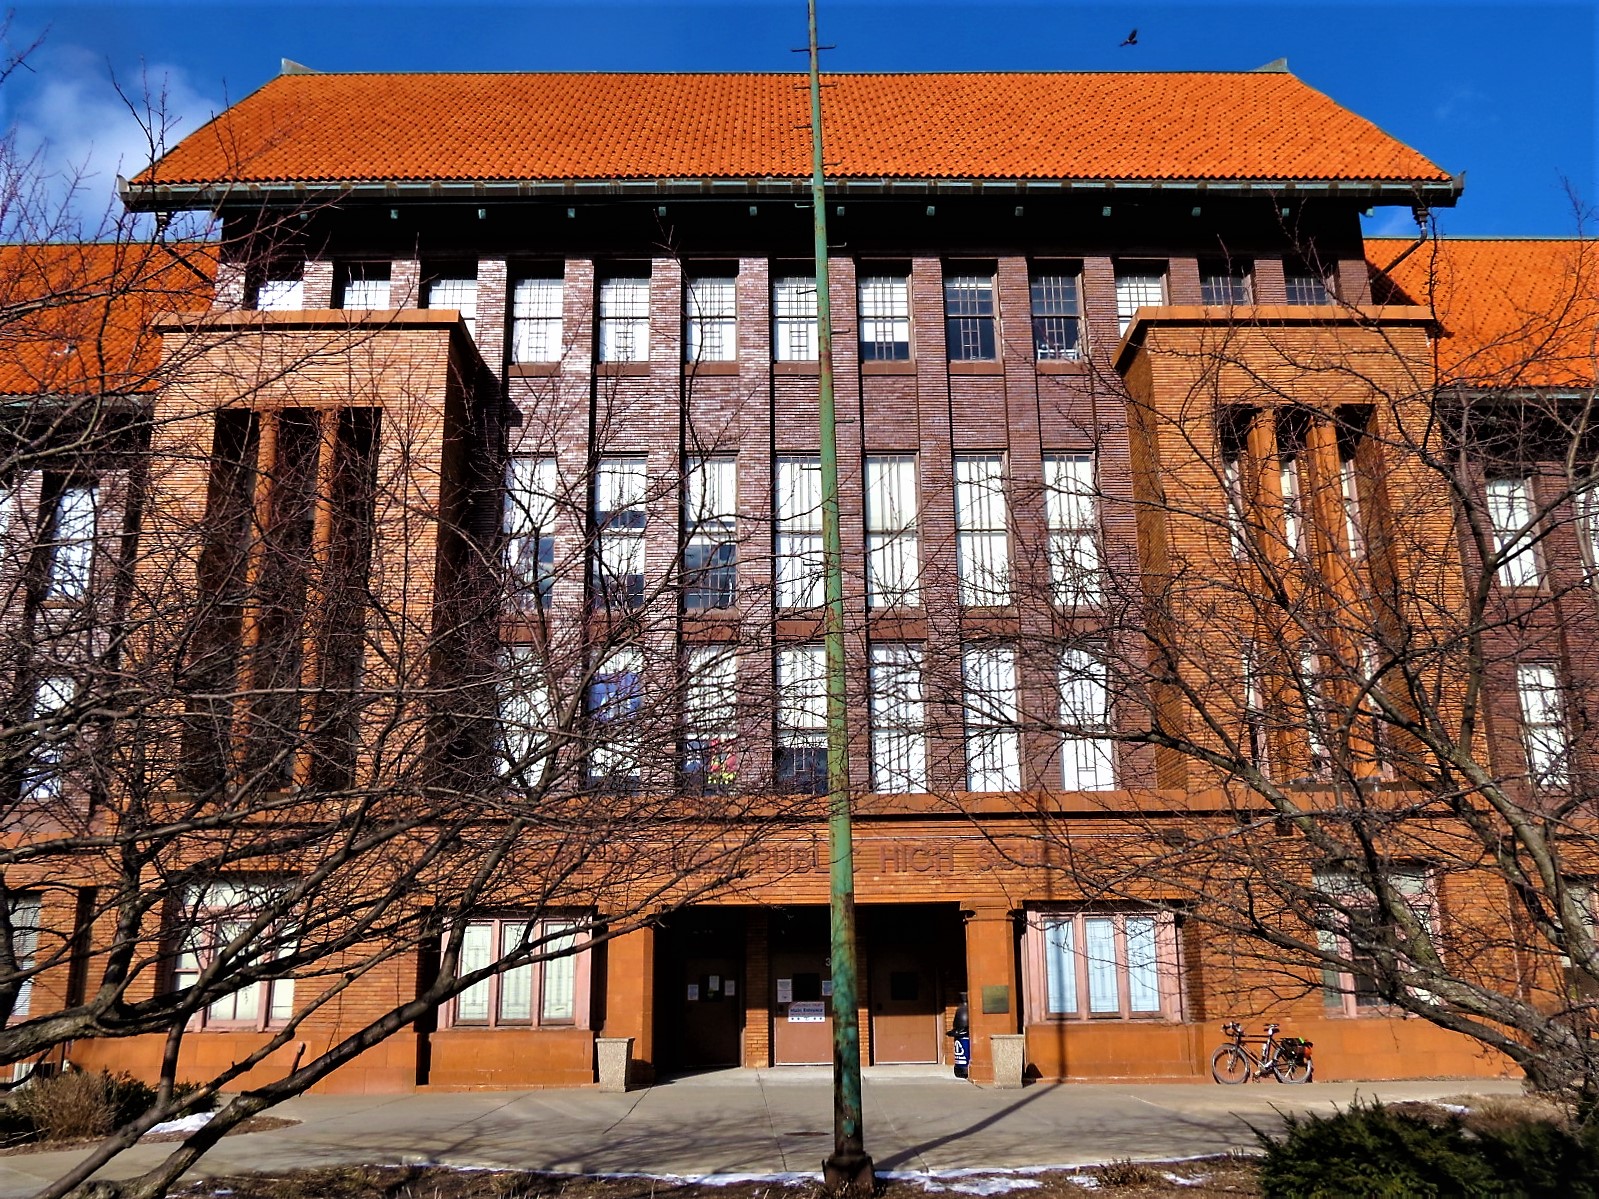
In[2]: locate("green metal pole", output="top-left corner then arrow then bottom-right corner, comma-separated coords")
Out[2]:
808,2 -> 872,1190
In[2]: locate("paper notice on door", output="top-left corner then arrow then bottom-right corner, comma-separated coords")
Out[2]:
724,979 -> 736,997
787,1001 -> 827,1023
820,979 -> 834,998
776,978 -> 793,1004
709,975 -> 721,991
686,984 -> 700,1001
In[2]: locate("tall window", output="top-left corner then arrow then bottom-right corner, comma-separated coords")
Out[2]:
865,455 -> 919,608
592,458 -> 647,609
1486,476 -> 1541,588
1060,648 -> 1115,790
1200,262 -> 1252,305
1114,267 -> 1165,337
684,457 -> 737,610
777,645 -> 827,794
24,675 -> 75,801
451,916 -> 582,1028
775,457 -> 823,610
425,276 -> 478,339
587,648 -> 643,789
1030,269 -> 1081,361
773,276 -> 818,362
598,276 -> 650,363
955,454 -> 1009,606
511,278 -> 564,363
1044,453 -> 1101,605
44,483 -> 96,599
1340,453 -> 1365,559
254,277 -> 303,311
5,894 -> 40,1020
499,644 -> 554,784
869,644 -> 926,793
339,264 -> 391,309
1028,909 -> 1179,1020
858,275 -> 911,361
171,882 -> 295,1030
1579,484 -> 1599,581
962,644 -> 1019,792
686,277 -> 737,363
684,647 -> 738,790
1280,450 -> 1305,560
1313,867 -> 1434,1015
1517,663 -> 1570,788
1285,268 -> 1331,306
504,456 -> 557,608
944,272 -> 997,361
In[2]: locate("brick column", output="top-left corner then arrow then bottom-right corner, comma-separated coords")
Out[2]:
603,924 -> 656,1083
962,903 -> 1019,1084
744,908 -> 771,1066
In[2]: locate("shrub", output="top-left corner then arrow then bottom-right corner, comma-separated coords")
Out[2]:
12,1068 -> 157,1142
1092,1159 -> 1160,1187
1257,1099 -> 1599,1199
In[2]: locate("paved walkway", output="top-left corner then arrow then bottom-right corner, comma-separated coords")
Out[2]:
0,1068 -> 1525,1196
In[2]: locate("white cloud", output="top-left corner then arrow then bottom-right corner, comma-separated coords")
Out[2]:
6,44 -> 223,234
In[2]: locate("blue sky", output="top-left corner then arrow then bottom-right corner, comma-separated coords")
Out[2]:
2,0 -> 1593,237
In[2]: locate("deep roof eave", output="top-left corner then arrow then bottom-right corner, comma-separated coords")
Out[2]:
119,173 -> 1463,213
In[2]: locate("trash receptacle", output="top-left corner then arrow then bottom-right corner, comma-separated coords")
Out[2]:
946,991 -> 971,1079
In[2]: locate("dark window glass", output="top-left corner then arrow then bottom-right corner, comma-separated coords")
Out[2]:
945,275 -> 997,361
1030,273 -> 1081,361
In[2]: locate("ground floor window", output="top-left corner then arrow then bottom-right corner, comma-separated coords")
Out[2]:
1313,866 -> 1436,1017
445,915 -> 589,1029
171,881 -> 296,1031
1021,907 -> 1183,1021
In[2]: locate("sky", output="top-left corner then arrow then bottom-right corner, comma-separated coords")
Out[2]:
0,0 -> 1593,238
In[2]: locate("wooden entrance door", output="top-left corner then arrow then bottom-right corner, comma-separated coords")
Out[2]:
771,947 -> 832,1064
678,947 -> 742,1068
870,942 -> 939,1063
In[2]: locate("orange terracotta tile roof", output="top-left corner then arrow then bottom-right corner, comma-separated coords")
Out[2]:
138,71 -> 1452,188
0,242 -> 215,396
1367,237 -> 1599,389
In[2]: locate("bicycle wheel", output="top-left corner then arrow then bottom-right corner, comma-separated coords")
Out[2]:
1273,1049 -> 1313,1084
1210,1044 -> 1251,1084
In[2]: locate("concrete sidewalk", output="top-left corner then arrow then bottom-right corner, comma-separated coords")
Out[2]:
0,1069 -> 1525,1196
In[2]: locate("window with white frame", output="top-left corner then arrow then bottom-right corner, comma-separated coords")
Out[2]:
858,275 -> 911,361
1517,663 -> 1570,788
1486,476 -> 1542,588
868,644 -> 926,793
1242,642 -> 1270,770
1280,451 -> 1305,560
1025,908 -> 1181,1021
684,646 -> 739,791
1297,646 -> 1331,778
44,483 -> 96,600
865,455 -> 919,608
504,456 -> 557,608
499,644 -> 555,785
511,278 -> 565,363
598,276 -> 650,363
1044,453 -> 1101,605
955,454 -> 1010,606
339,264 -> 391,309
962,644 -> 1019,792
1578,482 -> 1599,580
1223,453 -> 1248,559
450,915 -> 584,1028
1060,647 -> 1115,790
1340,452 -> 1365,559
1285,268 -> 1331,306
23,675 -> 74,801
1312,866 -> 1435,1015
775,457 -> 824,610
592,458 -> 647,610
5,893 -> 40,1020
426,275 -> 479,339
171,881 -> 296,1030
944,272 -> 997,361
587,648 -> 644,789
1200,262 -> 1252,306
773,275 -> 818,362
254,277 -> 303,311
1114,267 -> 1165,337
686,277 -> 737,363
1030,269 -> 1081,361
777,645 -> 827,794
684,457 -> 737,610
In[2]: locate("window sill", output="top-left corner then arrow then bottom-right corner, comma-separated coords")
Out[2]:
861,360 -> 917,376
596,362 -> 652,377
949,361 -> 1004,376
774,361 -> 820,376
508,362 -> 561,377
1036,360 -> 1089,376
686,361 -> 740,376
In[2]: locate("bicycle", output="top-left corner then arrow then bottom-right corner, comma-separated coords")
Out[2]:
1210,1021 -> 1314,1084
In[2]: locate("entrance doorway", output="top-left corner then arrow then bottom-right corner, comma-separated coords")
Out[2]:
655,908 -> 744,1072
864,906 -> 944,1065
771,906 -> 832,1065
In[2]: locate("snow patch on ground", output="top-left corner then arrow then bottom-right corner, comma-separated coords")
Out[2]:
1162,1173 -> 1210,1187
145,1111 -> 215,1136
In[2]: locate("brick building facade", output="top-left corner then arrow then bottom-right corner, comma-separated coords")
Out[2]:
5,68 -> 1595,1094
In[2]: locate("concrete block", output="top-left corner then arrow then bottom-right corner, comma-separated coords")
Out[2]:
991,1033 -> 1026,1089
